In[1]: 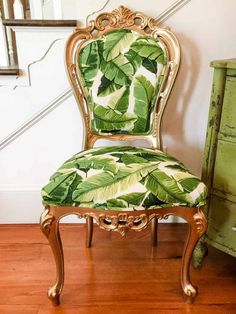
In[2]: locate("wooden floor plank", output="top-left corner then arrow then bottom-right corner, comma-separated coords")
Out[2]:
37,304 -> 236,314
0,306 -> 39,314
0,223 -> 236,313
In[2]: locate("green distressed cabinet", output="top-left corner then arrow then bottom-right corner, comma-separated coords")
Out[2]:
194,59 -> 236,267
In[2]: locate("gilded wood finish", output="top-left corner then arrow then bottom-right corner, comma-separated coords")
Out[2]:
40,6 -> 207,305
41,205 -> 206,305
194,59 -> 236,268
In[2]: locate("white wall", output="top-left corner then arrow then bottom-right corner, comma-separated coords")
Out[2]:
1,0 -> 236,223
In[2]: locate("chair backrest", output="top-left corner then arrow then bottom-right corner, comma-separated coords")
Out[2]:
65,6 -> 180,150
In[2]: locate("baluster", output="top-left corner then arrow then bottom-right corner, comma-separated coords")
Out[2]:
29,0 -> 43,19
13,0 -> 24,19
2,0 -> 15,65
52,0 -> 62,19
0,11 -> 9,66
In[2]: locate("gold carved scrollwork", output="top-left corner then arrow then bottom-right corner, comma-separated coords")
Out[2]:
96,212 -> 149,236
79,211 -> 171,236
193,210 -> 207,237
152,113 -> 158,138
148,18 -> 159,31
95,6 -> 132,30
95,13 -> 116,30
72,211 -> 173,236
70,64 -> 77,82
94,5 -> 156,31
157,213 -> 170,221
40,208 -> 55,237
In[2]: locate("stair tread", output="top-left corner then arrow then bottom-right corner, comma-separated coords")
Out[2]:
0,66 -> 19,76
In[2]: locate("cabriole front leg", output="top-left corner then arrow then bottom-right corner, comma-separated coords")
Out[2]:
181,208 -> 207,303
40,207 -> 64,306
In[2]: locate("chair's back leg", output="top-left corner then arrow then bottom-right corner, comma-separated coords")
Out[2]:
86,216 -> 93,248
151,217 -> 158,247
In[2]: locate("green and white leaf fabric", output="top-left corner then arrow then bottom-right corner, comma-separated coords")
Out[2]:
77,29 -> 167,135
42,146 -> 207,210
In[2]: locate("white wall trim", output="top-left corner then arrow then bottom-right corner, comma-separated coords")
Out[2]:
0,88 -> 73,150
154,0 -> 192,24
11,26 -> 75,33
27,38 -> 62,86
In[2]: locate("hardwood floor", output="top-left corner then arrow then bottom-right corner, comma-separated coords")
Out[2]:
0,223 -> 236,314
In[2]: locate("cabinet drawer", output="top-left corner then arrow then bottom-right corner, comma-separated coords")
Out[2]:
213,139 -> 236,198
206,195 -> 236,257
219,76 -> 236,138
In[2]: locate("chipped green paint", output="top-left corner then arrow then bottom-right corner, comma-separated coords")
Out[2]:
194,59 -> 236,268
201,68 -> 227,191
206,195 -> 236,257
220,77 -> 236,138
213,140 -> 236,199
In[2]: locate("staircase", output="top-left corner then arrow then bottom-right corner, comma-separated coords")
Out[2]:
1,0 -> 220,224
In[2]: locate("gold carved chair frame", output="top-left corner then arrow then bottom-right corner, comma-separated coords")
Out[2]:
40,6 -> 207,305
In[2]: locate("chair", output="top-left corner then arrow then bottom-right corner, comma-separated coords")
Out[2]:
40,6 -> 207,305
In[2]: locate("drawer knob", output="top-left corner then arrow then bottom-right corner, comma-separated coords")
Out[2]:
232,226 -> 236,232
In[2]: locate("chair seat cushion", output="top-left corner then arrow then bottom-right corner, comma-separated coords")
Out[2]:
41,146 -> 207,210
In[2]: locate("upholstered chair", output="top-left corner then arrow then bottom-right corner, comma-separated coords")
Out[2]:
40,6 -> 207,305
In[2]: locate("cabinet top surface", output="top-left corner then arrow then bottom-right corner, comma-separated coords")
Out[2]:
211,59 -> 236,69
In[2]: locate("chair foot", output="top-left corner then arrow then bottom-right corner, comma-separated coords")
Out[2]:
183,284 -> 198,304
48,285 -> 60,306
86,216 -> 93,248
151,217 -> 158,247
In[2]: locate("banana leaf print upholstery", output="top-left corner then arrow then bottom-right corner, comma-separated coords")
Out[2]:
42,146 -> 207,210
77,29 -> 166,134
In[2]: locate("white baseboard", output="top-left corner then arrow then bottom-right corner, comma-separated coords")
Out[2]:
0,189 -> 84,223
0,190 -> 185,224
0,190 -> 43,223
